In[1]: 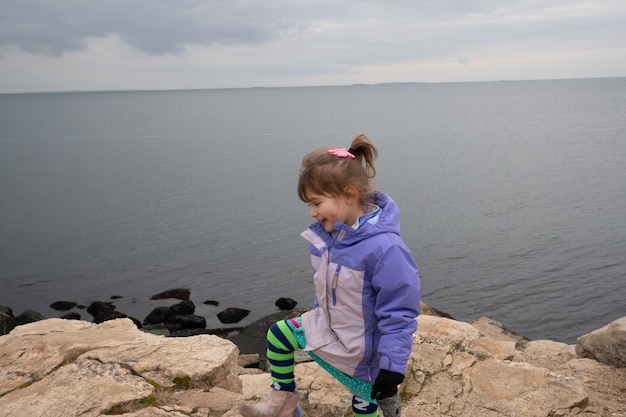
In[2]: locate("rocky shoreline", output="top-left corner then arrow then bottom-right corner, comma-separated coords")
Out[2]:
1,292 -> 625,416
1,288 -> 299,341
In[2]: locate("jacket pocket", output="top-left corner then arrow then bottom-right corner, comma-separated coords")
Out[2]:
300,308 -> 338,351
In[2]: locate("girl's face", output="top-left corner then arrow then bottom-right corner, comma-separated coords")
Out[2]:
306,191 -> 363,232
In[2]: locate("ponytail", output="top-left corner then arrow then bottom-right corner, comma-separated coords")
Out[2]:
348,133 -> 378,178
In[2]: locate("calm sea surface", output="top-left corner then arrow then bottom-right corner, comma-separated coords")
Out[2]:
1,78 -> 625,343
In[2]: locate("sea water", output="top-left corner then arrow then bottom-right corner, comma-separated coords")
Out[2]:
1,78 -> 625,343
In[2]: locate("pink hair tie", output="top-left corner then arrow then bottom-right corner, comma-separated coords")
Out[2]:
327,148 -> 355,159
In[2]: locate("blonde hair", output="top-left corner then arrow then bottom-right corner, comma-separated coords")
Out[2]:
298,133 -> 378,207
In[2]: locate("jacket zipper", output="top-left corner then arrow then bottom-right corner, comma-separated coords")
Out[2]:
328,231 -> 341,306
331,264 -> 341,306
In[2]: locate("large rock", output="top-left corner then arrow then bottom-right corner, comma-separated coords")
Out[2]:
1,312 -> 624,417
576,316 -> 626,368
401,315 -> 625,417
0,318 -> 240,416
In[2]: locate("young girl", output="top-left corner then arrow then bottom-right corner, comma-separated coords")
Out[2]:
241,133 -> 420,417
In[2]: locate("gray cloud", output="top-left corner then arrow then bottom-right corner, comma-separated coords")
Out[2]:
1,0 -> 287,54
2,0 -> 623,57
0,0 -> 624,92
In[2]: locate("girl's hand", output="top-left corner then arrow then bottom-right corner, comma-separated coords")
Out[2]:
370,369 -> 404,400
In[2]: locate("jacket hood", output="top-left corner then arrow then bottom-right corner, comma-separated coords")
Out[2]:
308,191 -> 401,246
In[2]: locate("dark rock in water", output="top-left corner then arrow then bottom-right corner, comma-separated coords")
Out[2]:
16,310 -> 46,325
1,305 -> 14,316
143,306 -> 173,325
1,311 -> 17,335
172,314 -> 206,329
203,300 -> 219,306
92,310 -> 127,324
61,312 -> 81,320
150,288 -> 190,301
275,297 -> 298,310
87,301 -> 116,316
165,322 -> 184,333
110,295 -> 123,299
92,310 -> 142,328
50,301 -> 78,311
170,300 -> 195,316
217,307 -> 250,324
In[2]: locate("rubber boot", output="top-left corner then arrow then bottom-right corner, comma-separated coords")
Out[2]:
240,389 -> 301,417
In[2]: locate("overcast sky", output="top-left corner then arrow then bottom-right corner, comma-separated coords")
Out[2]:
1,0 -> 625,93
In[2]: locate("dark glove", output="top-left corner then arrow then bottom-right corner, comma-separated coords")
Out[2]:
370,369 -> 404,401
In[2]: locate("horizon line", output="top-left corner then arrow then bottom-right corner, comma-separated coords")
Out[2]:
2,75 -> 625,96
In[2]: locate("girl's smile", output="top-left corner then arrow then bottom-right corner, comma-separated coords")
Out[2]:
307,190 -> 364,232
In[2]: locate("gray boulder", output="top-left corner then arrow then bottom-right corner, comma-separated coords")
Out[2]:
576,316 -> 626,368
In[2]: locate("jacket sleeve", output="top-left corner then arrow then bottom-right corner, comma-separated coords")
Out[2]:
371,243 -> 421,375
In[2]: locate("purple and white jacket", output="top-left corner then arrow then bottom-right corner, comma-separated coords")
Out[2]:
300,191 -> 420,382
